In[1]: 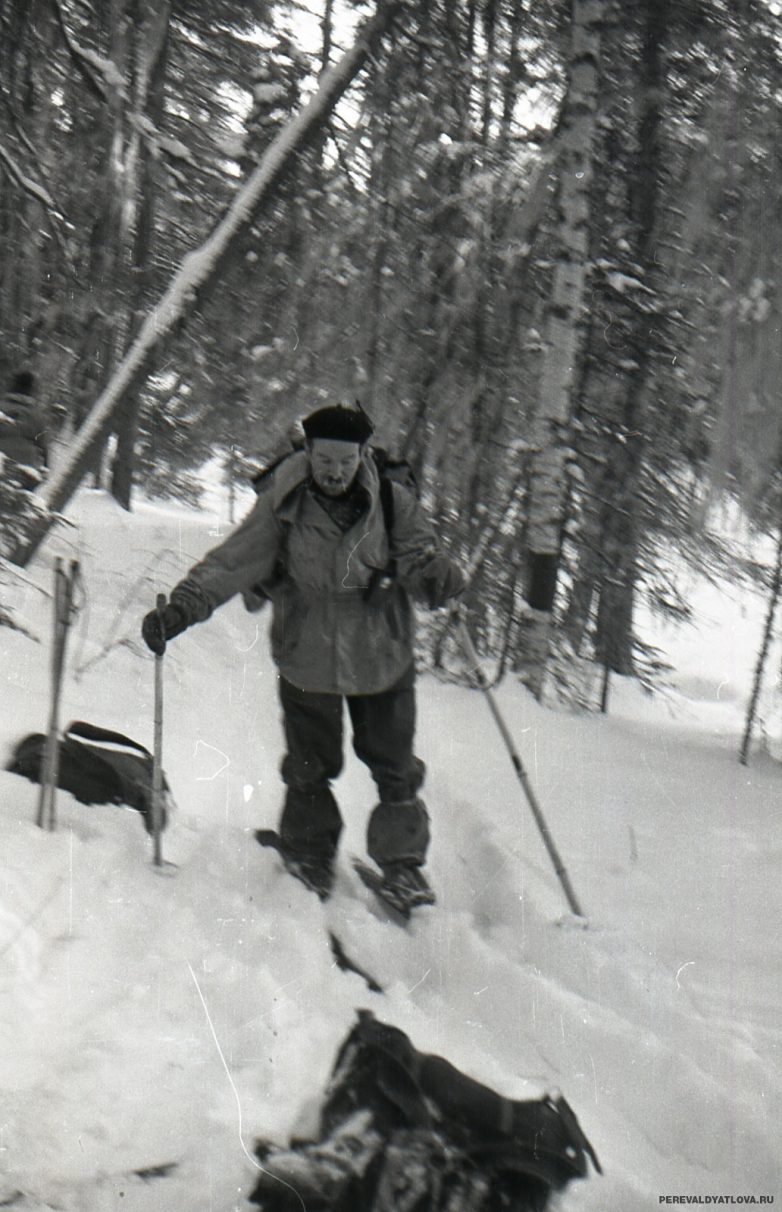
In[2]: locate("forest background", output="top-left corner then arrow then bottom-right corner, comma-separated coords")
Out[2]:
1,0 -> 781,730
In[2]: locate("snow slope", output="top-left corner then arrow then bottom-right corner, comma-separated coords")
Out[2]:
0,489 -> 780,1211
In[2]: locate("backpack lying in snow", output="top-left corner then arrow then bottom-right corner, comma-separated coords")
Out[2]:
250,1010 -> 601,1211
6,721 -> 168,834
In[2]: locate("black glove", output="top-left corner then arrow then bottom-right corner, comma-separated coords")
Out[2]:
364,566 -> 396,606
420,553 -> 465,610
141,601 -> 189,655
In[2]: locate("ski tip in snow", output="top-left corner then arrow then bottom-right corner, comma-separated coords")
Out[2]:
556,911 -> 589,931
150,858 -> 179,877
328,931 -> 384,993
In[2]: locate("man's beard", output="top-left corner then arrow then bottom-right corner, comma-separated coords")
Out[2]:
314,473 -> 357,497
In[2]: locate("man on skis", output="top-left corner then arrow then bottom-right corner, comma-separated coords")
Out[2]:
142,404 -> 464,912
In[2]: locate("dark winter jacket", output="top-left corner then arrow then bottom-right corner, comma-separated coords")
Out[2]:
0,390 -> 48,470
171,450 -> 464,695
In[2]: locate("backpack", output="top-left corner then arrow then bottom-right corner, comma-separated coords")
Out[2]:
250,1010 -> 601,1210
6,721 -> 169,835
242,444 -> 417,613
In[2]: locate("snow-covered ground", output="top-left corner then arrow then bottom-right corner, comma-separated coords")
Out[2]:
1,489 -> 780,1211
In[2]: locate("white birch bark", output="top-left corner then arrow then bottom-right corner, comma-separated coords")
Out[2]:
740,519 -> 782,766
517,0 -> 603,693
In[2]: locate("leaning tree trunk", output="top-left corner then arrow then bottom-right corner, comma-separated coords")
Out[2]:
515,0 -> 603,698
11,0 -> 404,567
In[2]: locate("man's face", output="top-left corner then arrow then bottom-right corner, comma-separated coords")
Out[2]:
307,437 -> 362,496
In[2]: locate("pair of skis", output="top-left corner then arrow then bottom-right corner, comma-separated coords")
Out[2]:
255,829 -> 419,927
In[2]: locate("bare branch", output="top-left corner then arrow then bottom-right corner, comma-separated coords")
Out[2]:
0,137 -> 74,263
325,121 -> 361,197
0,140 -> 55,210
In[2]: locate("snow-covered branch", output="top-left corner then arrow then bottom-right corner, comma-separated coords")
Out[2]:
49,0 -> 113,102
0,141 -> 57,211
12,0 -> 405,566
49,1 -> 217,185
0,139 -> 72,261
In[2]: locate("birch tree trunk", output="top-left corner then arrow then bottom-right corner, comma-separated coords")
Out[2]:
740,518 -> 782,766
110,0 -> 172,509
11,0 -> 403,567
561,0 -> 668,693
515,0 -> 603,697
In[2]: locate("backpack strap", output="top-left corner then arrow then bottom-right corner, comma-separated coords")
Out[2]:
378,474 -> 395,538
66,721 -> 152,759
250,450 -> 290,495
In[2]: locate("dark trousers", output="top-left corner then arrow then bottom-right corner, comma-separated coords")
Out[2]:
278,665 -> 428,867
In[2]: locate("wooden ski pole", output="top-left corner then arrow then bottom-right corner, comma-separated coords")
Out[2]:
36,559 -> 80,831
151,593 -> 166,866
455,615 -> 586,921
37,560 -> 64,828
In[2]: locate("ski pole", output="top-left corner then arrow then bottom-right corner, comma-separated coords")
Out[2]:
37,559 -> 65,829
36,559 -> 79,830
454,615 -> 586,920
151,593 -> 166,866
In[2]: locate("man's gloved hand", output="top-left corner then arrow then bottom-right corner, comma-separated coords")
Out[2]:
421,553 -> 465,610
141,601 -> 189,655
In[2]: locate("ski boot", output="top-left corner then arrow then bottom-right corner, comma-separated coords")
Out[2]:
379,861 -> 436,915
255,830 -> 335,900
282,852 -> 335,900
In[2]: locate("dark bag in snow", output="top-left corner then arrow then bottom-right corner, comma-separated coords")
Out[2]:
6,721 -> 168,834
250,1010 -> 601,1211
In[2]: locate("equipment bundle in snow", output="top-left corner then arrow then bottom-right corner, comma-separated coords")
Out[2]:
7,721 -> 169,834
250,1011 -> 601,1211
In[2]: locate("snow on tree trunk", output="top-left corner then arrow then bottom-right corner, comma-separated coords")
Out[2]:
515,0 -> 603,697
740,517 -> 782,766
110,0 -> 172,512
10,0 -> 404,567
558,0 -> 669,695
